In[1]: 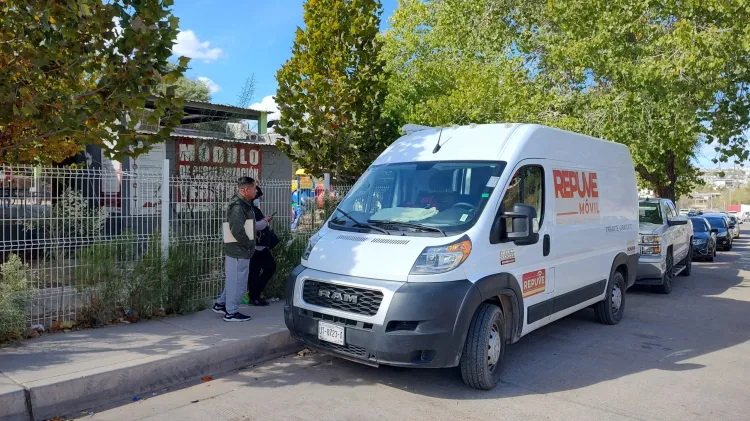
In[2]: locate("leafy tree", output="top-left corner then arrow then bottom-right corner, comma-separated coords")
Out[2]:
0,0 -> 188,165
383,0 -> 750,201
156,64 -> 211,102
382,0 -> 555,128
275,0 -> 397,180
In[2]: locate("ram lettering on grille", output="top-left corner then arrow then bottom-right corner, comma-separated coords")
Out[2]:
318,289 -> 359,304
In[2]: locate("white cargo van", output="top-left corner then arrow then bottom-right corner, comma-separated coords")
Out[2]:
284,123 -> 639,390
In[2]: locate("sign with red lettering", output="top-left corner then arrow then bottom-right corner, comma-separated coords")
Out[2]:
522,269 -> 546,298
175,138 -> 262,203
553,169 -> 601,225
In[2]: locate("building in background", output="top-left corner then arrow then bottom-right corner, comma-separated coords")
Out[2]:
91,98 -> 292,219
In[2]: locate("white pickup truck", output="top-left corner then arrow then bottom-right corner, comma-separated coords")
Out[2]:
635,198 -> 693,294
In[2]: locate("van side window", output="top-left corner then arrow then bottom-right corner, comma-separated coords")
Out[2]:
501,166 -> 545,231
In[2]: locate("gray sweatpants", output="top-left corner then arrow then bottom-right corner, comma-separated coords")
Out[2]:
217,256 -> 250,314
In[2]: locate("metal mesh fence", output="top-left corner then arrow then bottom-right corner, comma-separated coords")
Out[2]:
0,165 -> 350,329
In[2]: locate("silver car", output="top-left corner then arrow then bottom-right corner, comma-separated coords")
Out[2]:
635,198 -> 693,294
728,215 -> 740,239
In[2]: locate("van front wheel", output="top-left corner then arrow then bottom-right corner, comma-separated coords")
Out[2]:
595,271 -> 625,325
460,303 -> 505,390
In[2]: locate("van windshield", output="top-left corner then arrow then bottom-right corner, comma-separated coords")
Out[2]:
330,161 -> 506,235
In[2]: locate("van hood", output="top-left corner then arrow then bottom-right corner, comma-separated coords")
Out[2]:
302,228 -> 458,282
639,222 -> 663,235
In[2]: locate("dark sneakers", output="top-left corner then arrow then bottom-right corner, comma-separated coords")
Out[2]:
223,312 -> 252,322
211,303 -> 227,315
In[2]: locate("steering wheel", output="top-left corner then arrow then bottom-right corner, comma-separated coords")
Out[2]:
452,202 -> 475,210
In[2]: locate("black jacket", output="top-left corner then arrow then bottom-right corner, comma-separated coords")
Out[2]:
224,194 -> 256,259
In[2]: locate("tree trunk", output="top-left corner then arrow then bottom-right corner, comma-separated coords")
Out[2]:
636,151 -> 677,202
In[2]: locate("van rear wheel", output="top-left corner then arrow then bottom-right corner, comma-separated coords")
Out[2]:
595,271 -> 625,325
460,303 -> 505,390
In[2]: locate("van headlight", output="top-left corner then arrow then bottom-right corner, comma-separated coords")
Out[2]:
302,232 -> 321,261
410,236 -> 472,275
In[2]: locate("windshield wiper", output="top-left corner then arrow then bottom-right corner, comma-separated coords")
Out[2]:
368,220 -> 447,237
334,208 -> 389,235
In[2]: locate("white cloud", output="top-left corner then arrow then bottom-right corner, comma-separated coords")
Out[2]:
173,30 -> 223,63
250,95 -> 280,121
197,76 -> 221,94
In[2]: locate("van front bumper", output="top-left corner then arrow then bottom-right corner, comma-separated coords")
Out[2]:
283,266 -> 481,369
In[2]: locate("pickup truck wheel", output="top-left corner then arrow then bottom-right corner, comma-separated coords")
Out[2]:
460,303 -> 505,391
680,244 -> 692,276
655,252 -> 674,294
595,270 -> 625,325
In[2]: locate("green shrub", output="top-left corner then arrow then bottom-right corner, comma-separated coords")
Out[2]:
264,227 -> 313,299
76,234 -> 209,326
0,254 -> 31,342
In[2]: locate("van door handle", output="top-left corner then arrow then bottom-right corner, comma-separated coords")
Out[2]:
543,234 -> 551,257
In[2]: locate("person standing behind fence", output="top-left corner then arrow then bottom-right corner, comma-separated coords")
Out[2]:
246,186 -> 276,306
212,177 -> 257,322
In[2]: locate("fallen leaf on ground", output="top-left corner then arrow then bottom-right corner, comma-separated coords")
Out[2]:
201,376 -> 213,382
296,348 -> 315,357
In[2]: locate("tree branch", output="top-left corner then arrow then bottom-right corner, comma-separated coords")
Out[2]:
635,163 -> 660,184
0,128 -> 73,152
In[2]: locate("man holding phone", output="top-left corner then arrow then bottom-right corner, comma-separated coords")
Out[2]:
247,186 -> 277,306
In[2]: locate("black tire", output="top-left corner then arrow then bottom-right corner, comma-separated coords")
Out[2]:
460,303 -> 505,390
655,252 -> 674,294
595,270 -> 626,325
680,244 -> 692,276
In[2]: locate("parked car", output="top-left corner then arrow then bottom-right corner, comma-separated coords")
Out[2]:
689,216 -> 717,261
636,198 -> 693,294
285,124 -> 640,390
704,213 -> 732,251
679,208 -> 690,216
728,215 -> 740,238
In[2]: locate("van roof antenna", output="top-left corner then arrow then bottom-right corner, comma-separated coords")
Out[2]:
432,127 -> 444,154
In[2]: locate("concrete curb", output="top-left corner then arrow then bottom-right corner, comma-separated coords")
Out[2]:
2,331 -> 300,421
0,381 -> 28,421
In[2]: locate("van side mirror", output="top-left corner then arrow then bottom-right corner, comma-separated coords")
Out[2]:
491,203 -> 540,246
668,218 -> 688,226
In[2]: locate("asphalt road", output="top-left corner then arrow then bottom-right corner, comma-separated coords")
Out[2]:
90,229 -> 750,421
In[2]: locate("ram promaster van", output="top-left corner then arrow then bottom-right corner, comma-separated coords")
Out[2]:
284,123 -> 639,390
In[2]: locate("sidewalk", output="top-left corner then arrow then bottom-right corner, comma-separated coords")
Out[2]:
0,302 -> 299,421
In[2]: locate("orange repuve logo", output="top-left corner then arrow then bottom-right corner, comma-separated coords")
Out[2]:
522,269 -> 546,298
553,170 -> 601,222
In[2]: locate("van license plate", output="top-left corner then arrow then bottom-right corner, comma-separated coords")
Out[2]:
318,321 -> 345,345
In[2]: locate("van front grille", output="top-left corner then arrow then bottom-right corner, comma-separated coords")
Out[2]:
302,280 -> 383,316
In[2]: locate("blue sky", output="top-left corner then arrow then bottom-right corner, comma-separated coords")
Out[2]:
170,0 -> 739,170
171,0 -> 398,109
